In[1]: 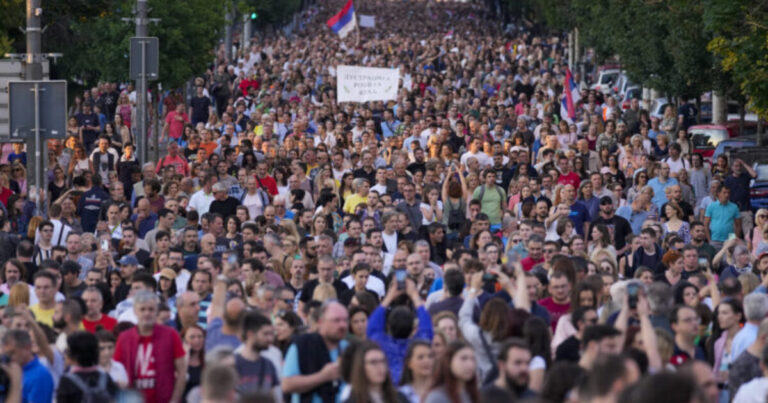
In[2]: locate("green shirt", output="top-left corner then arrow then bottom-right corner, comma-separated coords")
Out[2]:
472,185 -> 506,225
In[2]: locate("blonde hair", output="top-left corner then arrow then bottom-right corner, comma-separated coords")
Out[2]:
8,283 -> 30,308
312,283 -> 337,302
739,272 -> 760,295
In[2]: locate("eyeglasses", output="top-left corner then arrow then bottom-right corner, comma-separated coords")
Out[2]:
282,298 -> 294,304
759,215 -> 768,219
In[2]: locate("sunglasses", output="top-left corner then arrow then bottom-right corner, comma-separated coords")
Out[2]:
511,238 -> 521,243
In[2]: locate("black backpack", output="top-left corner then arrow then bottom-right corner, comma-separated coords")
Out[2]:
62,372 -> 112,403
445,198 -> 466,230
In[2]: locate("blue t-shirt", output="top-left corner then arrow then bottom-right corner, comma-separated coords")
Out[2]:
569,202 -> 590,235
22,356 -> 54,403
283,339 -> 349,403
616,206 -> 650,235
705,200 -> 740,242
7,152 -> 26,167
205,317 -> 242,352
648,177 -> 678,207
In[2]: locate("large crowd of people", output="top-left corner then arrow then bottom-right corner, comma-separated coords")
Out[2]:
0,0 -> 764,402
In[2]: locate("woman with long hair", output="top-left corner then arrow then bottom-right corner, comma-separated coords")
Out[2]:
399,340 -> 435,403
345,341 -> 408,403
10,163 -> 27,196
750,209 -> 768,255
709,299 -> 744,403
459,281 -> 510,381
627,170 -> 649,204
552,281 -> 598,350
442,164 -> 467,241
348,306 -> 369,341
713,155 -> 729,178
424,340 -> 479,403
523,316 -> 552,392
605,155 -> 626,188
589,224 -> 616,264
275,310 -> 302,355
181,325 -> 206,400
663,202 -> 691,243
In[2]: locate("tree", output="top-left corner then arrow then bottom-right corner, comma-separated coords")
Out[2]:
54,0 -> 226,89
705,0 -> 768,120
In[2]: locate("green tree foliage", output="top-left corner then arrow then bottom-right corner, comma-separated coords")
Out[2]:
0,0 -> 25,56
1,0 -> 225,88
705,0 -> 768,119
531,0 -> 717,100
245,0 -> 301,26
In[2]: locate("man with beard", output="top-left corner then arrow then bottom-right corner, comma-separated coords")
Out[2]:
283,302 -> 349,403
206,266 -> 247,351
52,299 -> 83,352
482,339 -> 536,399
588,196 -> 632,255
234,311 -> 280,398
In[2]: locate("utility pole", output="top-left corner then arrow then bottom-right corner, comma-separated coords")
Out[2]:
123,0 -> 159,164
25,0 -> 43,204
225,8 -> 233,62
136,0 -> 148,164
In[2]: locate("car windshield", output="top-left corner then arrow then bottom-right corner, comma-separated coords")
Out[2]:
601,73 -> 618,85
690,129 -> 727,149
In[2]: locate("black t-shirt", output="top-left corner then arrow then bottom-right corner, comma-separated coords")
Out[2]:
190,96 -> 212,122
589,214 -> 633,250
555,335 -> 581,363
56,371 -> 119,403
209,197 -> 240,219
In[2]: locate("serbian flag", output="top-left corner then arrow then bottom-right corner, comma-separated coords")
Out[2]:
327,0 -> 357,39
560,68 -> 581,123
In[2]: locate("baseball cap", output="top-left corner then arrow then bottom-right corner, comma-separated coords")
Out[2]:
159,268 -> 177,280
600,196 -> 614,205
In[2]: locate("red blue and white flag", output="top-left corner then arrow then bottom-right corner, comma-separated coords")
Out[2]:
327,0 -> 357,39
560,68 -> 581,123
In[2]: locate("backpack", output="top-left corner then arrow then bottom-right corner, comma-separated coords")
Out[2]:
477,184 -> 505,211
62,372 -> 111,403
445,198 -> 466,230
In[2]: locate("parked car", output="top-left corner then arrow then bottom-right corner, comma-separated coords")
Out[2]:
689,122 -> 758,162
620,86 -> 642,110
649,97 -> 671,120
712,136 -> 756,162
611,72 -> 634,99
751,163 -> 768,210
590,69 -> 620,96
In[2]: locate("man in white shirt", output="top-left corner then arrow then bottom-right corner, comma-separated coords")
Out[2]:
460,137 -> 492,168
188,173 -> 217,219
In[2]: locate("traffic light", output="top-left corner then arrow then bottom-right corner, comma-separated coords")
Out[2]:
250,12 -> 258,20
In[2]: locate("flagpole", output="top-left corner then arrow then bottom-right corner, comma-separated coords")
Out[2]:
355,15 -> 360,47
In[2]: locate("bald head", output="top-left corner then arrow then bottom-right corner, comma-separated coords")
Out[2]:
223,297 -> 246,328
318,302 -> 348,343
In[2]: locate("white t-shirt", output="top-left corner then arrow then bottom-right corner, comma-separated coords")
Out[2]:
734,377 -> 768,403
187,189 -> 215,217
341,274 -> 385,298
382,231 -> 398,254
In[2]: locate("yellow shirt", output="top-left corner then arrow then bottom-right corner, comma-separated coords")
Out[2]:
30,304 -> 55,327
343,194 -> 367,214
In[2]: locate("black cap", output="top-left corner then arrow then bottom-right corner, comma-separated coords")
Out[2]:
599,196 -> 614,205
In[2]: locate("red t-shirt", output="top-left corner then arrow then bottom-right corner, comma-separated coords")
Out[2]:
521,256 -> 544,272
82,315 -> 117,333
538,297 -> 571,332
156,154 -> 190,177
115,332 -> 185,403
164,111 -> 189,140
557,171 -> 582,189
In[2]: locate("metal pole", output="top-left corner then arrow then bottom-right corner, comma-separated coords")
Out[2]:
136,0 -> 148,164
225,8 -> 233,62
25,0 -> 43,199
33,83 -> 42,209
